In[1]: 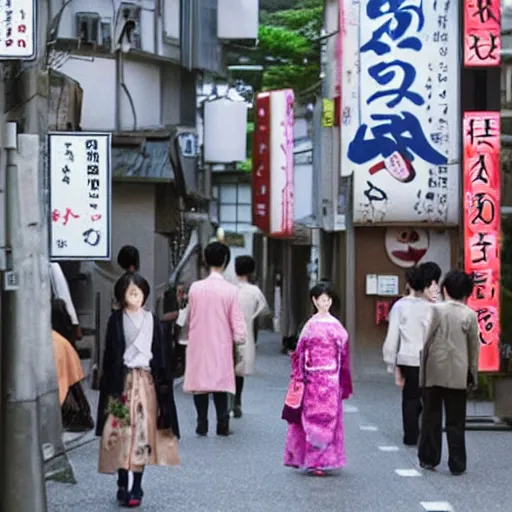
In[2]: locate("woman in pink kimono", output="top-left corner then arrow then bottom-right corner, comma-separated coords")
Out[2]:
283,283 -> 352,475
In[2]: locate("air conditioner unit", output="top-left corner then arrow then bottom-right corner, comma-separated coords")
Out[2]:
114,4 -> 141,52
76,13 -> 100,45
100,20 -> 112,51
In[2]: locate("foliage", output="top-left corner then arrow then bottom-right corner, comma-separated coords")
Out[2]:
259,0 -> 300,12
229,0 -> 323,99
257,0 -> 323,97
107,395 -> 130,426
228,0 -> 323,170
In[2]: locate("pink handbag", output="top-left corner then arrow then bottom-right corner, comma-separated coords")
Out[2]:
284,379 -> 304,409
282,378 -> 304,424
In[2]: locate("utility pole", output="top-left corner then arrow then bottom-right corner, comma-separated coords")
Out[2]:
1,1 -> 73,510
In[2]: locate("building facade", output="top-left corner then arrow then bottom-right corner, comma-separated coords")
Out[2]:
47,0 -> 258,366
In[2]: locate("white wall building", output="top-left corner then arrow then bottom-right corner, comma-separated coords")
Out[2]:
48,0 -> 259,359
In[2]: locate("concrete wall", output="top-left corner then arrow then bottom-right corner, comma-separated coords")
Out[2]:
52,0 -> 181,56
59,57 -> 174,131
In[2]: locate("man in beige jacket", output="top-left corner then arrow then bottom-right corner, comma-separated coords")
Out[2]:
419,270 -> 480,476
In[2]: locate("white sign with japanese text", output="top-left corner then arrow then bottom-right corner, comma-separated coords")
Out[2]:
49,133 -> 111,260
0,0 -> 36,60
339,0 -> 460,225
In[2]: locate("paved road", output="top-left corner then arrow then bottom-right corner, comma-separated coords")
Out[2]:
47,332 -> 512,511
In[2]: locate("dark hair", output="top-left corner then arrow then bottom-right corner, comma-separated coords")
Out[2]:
51,298 -> 74,343
235,255 -> 256,277
405,267 -> 425,292
117,245 -> 140,272
310,282 -> 335,306
204,242 -> 230,268
419,261 -> 442,287
441,270 -> 474,301
114,272 -> 150,308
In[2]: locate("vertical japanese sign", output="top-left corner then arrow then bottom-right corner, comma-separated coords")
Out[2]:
253,92 -> 271,233
252,90 -> 294,238
49,133 -> 112,260
0,0 -> 36,60
340,0 -> 460,224
463,112 -> 501,372
464,0 -> 501,67
269,89 -> 294,237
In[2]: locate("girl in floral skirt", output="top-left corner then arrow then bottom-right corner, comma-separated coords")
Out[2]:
96,272 -> 180,508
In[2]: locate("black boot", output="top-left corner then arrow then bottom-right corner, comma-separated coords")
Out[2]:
117,469 -> 129,504
196,419 -> 208,436
217,419 -> 231,436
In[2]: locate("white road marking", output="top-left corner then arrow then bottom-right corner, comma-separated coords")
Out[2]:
344,404 -> 359,413
378,445 -> 399,452
395,469 -> 421,477
359,425 -> 378,431
420,502 -> 453,511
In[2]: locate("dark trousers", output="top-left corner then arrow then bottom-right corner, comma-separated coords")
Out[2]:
418,386 -> 467,474
399,365 -> 422,445
193,392 -> 229,425
235,376 -> 244,407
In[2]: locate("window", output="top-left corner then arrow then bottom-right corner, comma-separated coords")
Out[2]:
76,13 -> 100,45
215,183 -> 252,233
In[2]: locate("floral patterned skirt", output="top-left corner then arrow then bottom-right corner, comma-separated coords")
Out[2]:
98,369 -> 180,474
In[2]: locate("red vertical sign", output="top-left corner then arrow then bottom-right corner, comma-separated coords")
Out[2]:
464,0 -> 501,67
463,111 -> 501,372
252,93 -> 271,233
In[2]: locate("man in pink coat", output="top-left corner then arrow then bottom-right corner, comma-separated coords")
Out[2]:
184,242 -> 247,436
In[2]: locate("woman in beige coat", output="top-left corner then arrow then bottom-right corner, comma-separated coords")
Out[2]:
233,256 -> 269,418
419,270 -> 480,476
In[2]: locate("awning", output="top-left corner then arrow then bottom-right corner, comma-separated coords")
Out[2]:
112,138 -> 176,182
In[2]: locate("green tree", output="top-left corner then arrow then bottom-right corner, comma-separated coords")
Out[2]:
258,0 -> 323,96
229,0 -> 323,99
229,0 -> 323,171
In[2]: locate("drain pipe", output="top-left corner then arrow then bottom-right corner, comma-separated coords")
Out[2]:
115,50 -> 123,132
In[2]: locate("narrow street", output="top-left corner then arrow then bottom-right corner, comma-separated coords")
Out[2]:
47,332 -> 512,512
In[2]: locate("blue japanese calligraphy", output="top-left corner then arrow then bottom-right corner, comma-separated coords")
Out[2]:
361,0 -> 425,56
347,112 -> 448,165
367,60 -> 424,108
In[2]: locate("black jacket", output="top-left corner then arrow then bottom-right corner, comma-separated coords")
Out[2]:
95,310 -> 180,439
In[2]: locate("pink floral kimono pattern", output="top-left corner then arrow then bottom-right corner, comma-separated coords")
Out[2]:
283,313 -> 352,471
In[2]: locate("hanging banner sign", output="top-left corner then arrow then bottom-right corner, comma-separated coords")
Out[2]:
463,111 -> 501,372
49,132 -> 112,260
252,89 -> 295,238
0,0 -> 36,60
464,0 -> 501,67
253,93 -> 271,234
339,0 -> 461,224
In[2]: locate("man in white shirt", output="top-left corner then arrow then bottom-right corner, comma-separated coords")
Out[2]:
382,266 -> 433,446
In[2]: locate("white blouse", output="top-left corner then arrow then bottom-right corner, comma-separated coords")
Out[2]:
123,309 -> 153,369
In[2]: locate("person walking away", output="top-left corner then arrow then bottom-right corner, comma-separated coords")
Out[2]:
418,270 -> 480,476
184,242 -> 247,437
382,267 -> 432,446
233,256 -> 269,418
51,298 -> 94,432
283,283 -> 352,475
419,261 -> 442,302
96,273 -> 180,508
111,245 -> 141,311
